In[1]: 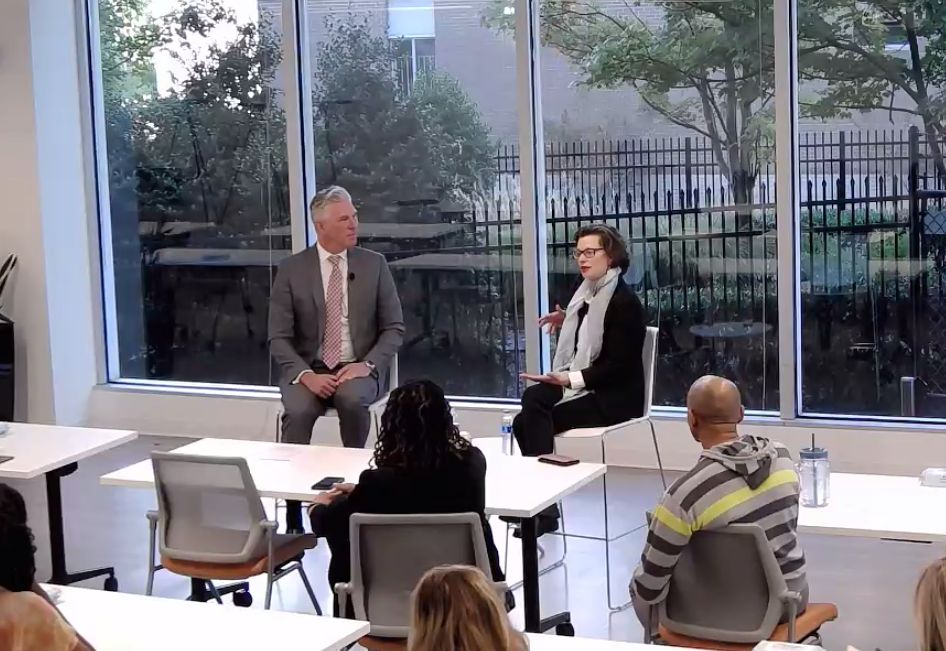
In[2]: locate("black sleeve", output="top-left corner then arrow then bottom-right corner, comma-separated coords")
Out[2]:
580,291 -> 646,392
309,470 -> 374,539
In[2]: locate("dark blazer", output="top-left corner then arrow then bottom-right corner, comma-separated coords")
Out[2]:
267,246 -> 405,384
309,446 -> 504,589
570,276 -> 647,423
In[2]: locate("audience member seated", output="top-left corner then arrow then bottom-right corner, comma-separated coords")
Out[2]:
308,380 -> 504,615
409,565 -> 527,651
630,375 -> 808,634
0,484 -> 94,651
915,557 -> 946,651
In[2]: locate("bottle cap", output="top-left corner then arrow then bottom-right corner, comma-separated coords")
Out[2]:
800,446 -> 828,460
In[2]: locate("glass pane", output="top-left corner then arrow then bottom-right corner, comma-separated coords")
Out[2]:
527,0 -> 779,409
797,2 -> 946,418
96,0 -> 288,385
311,11 -> 524,397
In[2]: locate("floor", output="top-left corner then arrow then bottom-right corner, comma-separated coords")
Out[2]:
7,435 -> 937,650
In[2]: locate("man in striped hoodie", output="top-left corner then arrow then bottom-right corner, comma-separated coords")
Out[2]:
630,375 -> 807,633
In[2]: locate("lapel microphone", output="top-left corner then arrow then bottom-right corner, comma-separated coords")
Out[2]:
348,272 -> 355,282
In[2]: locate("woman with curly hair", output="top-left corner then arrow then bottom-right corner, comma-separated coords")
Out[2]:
308,380 -> 503,614
0,483 -> 94,650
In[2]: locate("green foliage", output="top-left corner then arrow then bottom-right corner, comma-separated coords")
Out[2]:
100,0 -> 287,230
312,17 -> 493,219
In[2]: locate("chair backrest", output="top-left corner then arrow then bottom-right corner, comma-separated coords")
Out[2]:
386,354 -> 399,393
151,452 -> 268,564
641,326 -> 658,418
346,513 -> 501,638
659,523 -> 788,643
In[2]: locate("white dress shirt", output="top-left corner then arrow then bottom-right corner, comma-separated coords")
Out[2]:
293,244 -> 355,384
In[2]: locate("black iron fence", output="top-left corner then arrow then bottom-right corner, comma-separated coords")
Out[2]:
450,126 -> 946,410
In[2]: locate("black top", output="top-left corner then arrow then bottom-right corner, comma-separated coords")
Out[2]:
568,277 -> 647,423
309,446 -> 504,588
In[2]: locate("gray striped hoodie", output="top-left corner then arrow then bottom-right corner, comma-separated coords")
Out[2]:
631,434 -> 807,605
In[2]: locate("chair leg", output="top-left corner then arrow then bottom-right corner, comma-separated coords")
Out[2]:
296,564 -> 323,616
603,440 -> 632,612
650,420 -> 667,490
206,581 -> 225,605
146,515 -> 157,596
265,573 -> 275,610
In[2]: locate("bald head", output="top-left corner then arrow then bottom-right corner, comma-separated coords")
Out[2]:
686,375 -> 744,446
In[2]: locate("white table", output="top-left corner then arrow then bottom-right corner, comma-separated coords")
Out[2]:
0,423 -> 137,588
101,437 -> 606,634
799,472 -> 946,543
50,585 -> 368,651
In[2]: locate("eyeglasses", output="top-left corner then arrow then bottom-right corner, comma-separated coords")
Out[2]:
572,247 -> 605,260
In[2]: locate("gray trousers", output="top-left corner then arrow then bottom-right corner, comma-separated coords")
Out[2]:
279,371 -> 380,448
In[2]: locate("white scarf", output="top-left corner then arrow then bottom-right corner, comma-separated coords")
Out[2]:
552,267 -> 620,404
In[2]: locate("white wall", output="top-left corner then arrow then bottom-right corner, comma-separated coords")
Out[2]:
0,0 -> 99,425
85,385 -> 946,477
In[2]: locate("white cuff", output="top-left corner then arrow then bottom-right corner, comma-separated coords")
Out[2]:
568,371 -> 585,390
292,370 -> 313,385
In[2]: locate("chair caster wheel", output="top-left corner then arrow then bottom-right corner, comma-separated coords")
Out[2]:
233,590 -> 253,607
555,623 -> 575,637
104,576 -> 118,592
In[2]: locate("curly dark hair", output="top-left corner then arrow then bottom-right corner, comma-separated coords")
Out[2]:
0,483 -> 37,591
374,380 -> 470,471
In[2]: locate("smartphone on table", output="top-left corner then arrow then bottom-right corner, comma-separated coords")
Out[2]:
312,476 -> 345,490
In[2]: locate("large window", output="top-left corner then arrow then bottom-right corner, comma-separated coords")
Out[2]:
522,0 -> 779,410
307,5 -> 525,397
85,0 -> 946,421
796,0 -> 946,418
93,0 -> 288,385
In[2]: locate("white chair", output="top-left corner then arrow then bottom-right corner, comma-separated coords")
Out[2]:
274,355 -> 399,444
555,325 -> 664,612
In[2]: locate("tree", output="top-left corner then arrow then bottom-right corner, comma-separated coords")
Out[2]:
313,17 -> 494,219
99,0 -> 287,230
799,0 -> 946,177
483,0 -> 775,226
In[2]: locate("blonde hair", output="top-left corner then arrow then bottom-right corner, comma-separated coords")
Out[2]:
916,558 -> 946,651
409,565 -> 528,651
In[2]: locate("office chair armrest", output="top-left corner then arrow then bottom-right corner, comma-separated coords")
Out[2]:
334,582 -> 353,618
779,590 -> 802,643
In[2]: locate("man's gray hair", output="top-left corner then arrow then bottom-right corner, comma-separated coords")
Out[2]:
310,185 -> 353,219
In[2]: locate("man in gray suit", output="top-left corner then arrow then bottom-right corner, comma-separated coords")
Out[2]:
269,186 -> 404,529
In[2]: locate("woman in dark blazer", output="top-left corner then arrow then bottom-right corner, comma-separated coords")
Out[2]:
308,380 -> 503,613
514,223 -> 647,536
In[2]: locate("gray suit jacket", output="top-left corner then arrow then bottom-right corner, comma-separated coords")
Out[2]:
268,246 -> 405,386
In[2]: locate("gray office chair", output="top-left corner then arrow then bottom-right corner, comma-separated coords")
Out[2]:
655,524 -> 837,647
275,355 -> 399,444
145,452 -> 322,613
554,325 -> 662,611
334,513 -> 506,645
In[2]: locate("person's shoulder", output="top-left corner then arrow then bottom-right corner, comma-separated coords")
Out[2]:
349,246 -> 386,265
608,279 -> 644,315
278,247 -> 317,272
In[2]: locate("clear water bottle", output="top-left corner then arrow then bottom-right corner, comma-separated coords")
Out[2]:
798,438 -> 830,508
500,411 -> 514,455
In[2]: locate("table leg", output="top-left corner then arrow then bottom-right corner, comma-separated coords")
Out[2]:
520,516 -> 573,635
46,462 -> 118,590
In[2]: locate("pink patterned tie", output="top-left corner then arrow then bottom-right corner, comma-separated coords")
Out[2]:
322,255 -> 343,369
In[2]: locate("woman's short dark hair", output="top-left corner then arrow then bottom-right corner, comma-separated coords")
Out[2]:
0,483 -> 37,591
575,223 -> 630,272
374,380 -> 470,471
